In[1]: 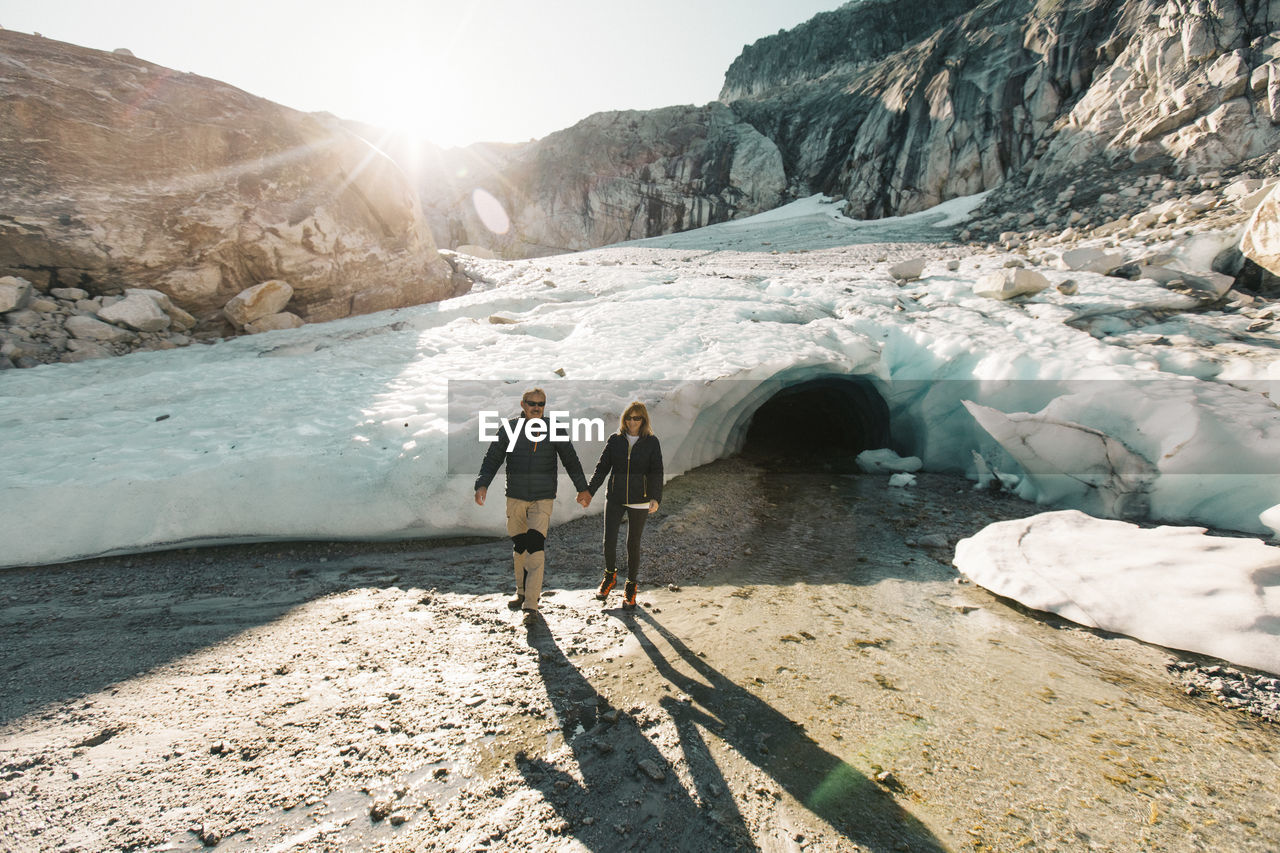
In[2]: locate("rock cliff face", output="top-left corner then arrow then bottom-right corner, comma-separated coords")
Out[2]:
0,30 -> 456,330
722,0 -> 1280,219
418,104 -> 785,257
421,0 -> 1278,256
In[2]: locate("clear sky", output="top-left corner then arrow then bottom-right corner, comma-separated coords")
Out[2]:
0,0 -> 849,148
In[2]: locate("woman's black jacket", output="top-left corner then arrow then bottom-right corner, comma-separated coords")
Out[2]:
587,433 -> 663,507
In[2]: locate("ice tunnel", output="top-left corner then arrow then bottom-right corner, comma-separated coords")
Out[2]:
740,376 -> 891,461
664,372 -> 897,476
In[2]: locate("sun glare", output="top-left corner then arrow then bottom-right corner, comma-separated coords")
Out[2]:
340,4 -> 487,151
357,77 -> 445,148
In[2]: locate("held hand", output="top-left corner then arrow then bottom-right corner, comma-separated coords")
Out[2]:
649,500 -> 659,514
576,490 -> 592,508
475,487 -> 487,506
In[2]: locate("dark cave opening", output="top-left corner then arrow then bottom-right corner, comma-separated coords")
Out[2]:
741,376 -> 891,469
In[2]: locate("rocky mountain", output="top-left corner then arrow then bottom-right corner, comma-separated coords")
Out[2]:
417,104 -> 786,258
0,29 -> 460,366
5,1 -> 1280,367
421,0 -> 1280,265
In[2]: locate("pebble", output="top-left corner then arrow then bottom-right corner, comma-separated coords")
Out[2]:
1169,661 -> 1280,723
638,758 -> 666,781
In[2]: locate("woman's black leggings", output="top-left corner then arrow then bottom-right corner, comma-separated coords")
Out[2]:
603,503 -> 648,582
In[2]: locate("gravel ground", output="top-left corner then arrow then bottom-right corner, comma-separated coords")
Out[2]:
1,457 -> 1278,852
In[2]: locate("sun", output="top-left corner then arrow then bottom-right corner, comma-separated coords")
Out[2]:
339,18 -> 484,152
354,81 -> 449,149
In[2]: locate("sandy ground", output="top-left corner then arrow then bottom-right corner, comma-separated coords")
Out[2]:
2,458 -> 1278,853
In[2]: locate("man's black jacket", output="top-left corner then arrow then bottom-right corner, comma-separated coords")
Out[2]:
474,416 -> 588,501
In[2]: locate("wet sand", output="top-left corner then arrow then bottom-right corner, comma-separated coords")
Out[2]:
1,458 -> 1277,852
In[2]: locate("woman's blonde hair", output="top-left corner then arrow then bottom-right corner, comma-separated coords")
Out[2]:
618,401 -> 653,437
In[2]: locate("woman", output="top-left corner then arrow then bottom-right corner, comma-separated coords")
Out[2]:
587,401 -> 662,611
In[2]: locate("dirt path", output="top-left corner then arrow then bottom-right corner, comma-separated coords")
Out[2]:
2,459 -> 1277,852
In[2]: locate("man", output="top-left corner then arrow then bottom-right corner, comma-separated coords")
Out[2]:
474,388 -> 591,625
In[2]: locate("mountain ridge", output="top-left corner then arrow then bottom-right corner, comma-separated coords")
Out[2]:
3,2 -> 1280,369
417,0 -> 1278,258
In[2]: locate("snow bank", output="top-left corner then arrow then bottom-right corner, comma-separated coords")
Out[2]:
954,510 -> 1280,675
1,193 -> 1278,567
856,448 -> 923,473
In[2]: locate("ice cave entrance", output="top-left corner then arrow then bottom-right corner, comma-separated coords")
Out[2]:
740,376 -> 890,466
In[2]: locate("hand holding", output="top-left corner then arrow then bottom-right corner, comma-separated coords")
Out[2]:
649,500 -> 659,514
577,490 -> 592,508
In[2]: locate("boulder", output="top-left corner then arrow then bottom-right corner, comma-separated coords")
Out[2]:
1241,183 -> 1280,278
1059,248 -> 1125,274
63,339 -> 114,362
0,30 -> 453,325
1091,217 -> 1132,238
0,276 -> 33,313
224,280 -> 294,327
1133,265 -> 1233,299
65,315 -> 137,343
126,287 -> 173,312
243,312 -> 304,334
889,257 -> 927,281
974,268 -> 1051,300
4,309 -> 42,327
1234,180 -> 1279,214
167,304 -> 197,331
98,292 -> 171,332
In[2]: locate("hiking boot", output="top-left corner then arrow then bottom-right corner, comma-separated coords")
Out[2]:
522,608 -> 539,626
507,594 -> 525,611
595,571 -> 617,601
622,581 -> 637,611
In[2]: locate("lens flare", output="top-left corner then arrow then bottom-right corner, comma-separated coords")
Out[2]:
472,187 -> 510,235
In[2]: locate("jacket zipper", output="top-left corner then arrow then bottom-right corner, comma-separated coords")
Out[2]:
625,438 -> 633,504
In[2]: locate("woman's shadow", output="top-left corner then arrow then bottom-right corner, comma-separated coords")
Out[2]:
518,611 -> 946,852
519,617 -> 758,851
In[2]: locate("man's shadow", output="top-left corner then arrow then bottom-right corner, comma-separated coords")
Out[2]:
518,611 -> 946,852
519,618 -> 759,851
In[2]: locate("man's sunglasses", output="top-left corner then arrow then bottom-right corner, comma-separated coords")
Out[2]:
522,400 -> 546,407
